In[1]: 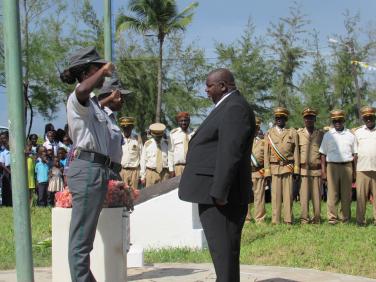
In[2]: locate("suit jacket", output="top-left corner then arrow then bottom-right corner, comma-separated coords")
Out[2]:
179,91 -> 255,205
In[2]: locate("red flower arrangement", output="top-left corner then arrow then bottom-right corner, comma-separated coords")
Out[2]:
55,181 -> 139,211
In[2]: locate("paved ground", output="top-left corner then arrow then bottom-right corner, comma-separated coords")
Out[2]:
1,264 -> 375,282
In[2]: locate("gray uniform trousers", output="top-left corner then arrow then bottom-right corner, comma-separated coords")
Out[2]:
67,158 -> 109,282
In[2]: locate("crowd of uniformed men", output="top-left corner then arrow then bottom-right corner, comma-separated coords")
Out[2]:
120,105 -> 376,226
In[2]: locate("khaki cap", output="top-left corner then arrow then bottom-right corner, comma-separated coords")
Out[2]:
302,107 -> 317,117
149,123 -> 166,136
330,109 -> 345,120
119,117 -> 135,127
274,107 -> 289,118
360,106 -> 375,117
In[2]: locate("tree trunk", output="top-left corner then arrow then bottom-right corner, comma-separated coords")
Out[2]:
155,37 -> 163,122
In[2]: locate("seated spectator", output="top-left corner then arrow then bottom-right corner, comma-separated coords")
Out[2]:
35,152 -> 49,207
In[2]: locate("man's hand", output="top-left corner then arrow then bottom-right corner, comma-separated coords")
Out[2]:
110,89 -> 121,103
214,198 -> 227,206
169,171 -> 176,178
321,170 -> 327,184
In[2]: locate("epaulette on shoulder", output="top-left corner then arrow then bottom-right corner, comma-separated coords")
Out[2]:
297,128 -> 304,133
351,126 -> 362,134
144,139 -> 153,147
170,127 -> 179,134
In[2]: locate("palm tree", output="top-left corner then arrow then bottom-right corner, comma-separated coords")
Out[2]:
116,0 -> 198,122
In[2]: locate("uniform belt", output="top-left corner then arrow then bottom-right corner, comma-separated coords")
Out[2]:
328,161 -> 352,165
270,160 -> 294,166
122,166 -> 138,170
109,162 -> 122,173
76,150 -> 111,166
300,163 -> 321,170
252,166 -> 263,172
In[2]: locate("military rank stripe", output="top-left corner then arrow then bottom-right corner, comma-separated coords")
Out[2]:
267,134 -> 294,172
251,153 -> 261,168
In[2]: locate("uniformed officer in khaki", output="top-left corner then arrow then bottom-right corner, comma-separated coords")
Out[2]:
297,108 -> 324,224
354,106 -> 376,225
140,123 -> 169,187
168,112 -> 193,177
250,117 -> 266,223
119,117 -> 142,189
264,107 -> 300,224
319,109 -> 356,224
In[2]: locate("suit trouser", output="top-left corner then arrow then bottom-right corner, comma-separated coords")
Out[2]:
174,164 -> 185,176
120,168 -> 140,189
67,159 -> 108,282
300,175 -> 321,223
327,162 -> 352,223
2,173 -> 12,206
145,168 -> 169,187
199,203 -> 248,282
356,171 -> 376,224
252,177 -> 266,222
272,173 -> 293,224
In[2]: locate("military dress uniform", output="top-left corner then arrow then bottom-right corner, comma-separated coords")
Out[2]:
168,127 -> 193,176
120,117 -> 142,189
297,108 -> 324,224
354,106 -> 376,225
319,109 -> 356,224
264,107 -> 300,224
140,123 -> 169,187
250,117 -> 266,223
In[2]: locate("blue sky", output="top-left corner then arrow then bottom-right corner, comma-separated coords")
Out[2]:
1,0 -> 376,134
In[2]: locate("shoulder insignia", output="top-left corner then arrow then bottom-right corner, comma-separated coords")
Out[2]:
351,126 -> 362,134
170,128 -> 179,134
144,139 -> 153,148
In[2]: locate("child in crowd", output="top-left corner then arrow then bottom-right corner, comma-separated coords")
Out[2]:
48,157 -> 64,206
28,134 -> 39,156
35,152 -> 49,207
46,148 -> 54,168
36,146 -> 46,163
60,135 -> 72,153
43,130 -> 59,156
57,147 -> 67,168
25,145 -> 36,207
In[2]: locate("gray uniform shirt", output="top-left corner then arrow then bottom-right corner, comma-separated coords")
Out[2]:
104,107 -> 123,164
67,89 -> 110,156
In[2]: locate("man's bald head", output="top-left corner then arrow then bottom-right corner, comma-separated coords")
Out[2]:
207,68 -> 236,89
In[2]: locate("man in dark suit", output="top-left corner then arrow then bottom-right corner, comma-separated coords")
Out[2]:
179,68 -> 255,282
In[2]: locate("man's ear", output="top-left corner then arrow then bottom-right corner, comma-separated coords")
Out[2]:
219,81 -> 227,92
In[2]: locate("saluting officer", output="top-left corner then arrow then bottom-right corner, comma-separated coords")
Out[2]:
140,123 -> 169,187
249,117 -> 266,223
320,109 -> 356,224
264,107 -> 300,224
97,78 -> 131,179
168,112 -> 194,177
120,117 -> 142,189
354,106 -> 376,225
297,108 -> 324,224
60,46 -> 113,282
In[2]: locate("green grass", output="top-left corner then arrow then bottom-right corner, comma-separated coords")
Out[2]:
0,207 -> 52,270
0,202 -> 375,279
145,202 -> 376,279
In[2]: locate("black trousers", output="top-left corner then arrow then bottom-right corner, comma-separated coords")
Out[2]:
2,173 -> 12,206
198,203 -> 248,282
37,182 -> 48,206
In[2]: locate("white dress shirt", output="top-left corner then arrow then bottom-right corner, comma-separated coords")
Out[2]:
121,134 -> 142,168
140,138 -> 169,180
319,128 -> 356,162
354,125 -> 376,171
168,127 -> 193,171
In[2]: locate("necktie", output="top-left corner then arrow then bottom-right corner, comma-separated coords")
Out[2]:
184,133 -> 189,157
156,143 -> 163,173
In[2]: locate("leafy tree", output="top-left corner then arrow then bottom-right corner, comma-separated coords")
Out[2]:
116,0 -> 198,122
299,31 -> 332,128
215,20 -> 275,122
267,2 -> 308,127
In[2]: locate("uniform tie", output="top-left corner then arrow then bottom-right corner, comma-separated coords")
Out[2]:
156,143 -> 163,173
184,133 -> 189,157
